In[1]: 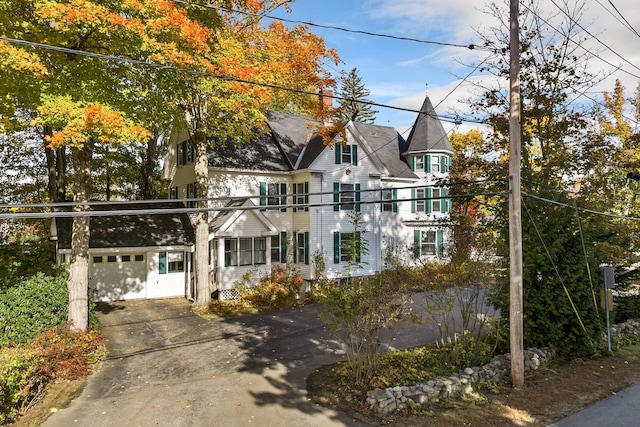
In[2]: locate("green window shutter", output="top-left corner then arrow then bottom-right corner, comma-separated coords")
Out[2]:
333,182 -> 340,211
411,188 -> 416,213
355,183 -> 361,212
437,230 -> 444,256
441,155 -> 447,173
159,252 -> 167,274
426,187 -> 433,213
352,145 -> 358,166
441,187 -> 448,213
413,230 -> 421,258
280,231 -> 287,263
304,182 -> 309,211
304,232 -> 310,265
355,231 -> 361,263
181,141 -> 187,166
259,182 -> 266,206
335,145 -> 342,164
293,232 -> 298,263
425,155 -> 431,172
280,183 -> 287,212
410,156 -> 415,171
392,189 -> 398,213
333,232 -> 340,264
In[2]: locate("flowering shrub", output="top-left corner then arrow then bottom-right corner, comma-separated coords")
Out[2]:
241,265 -> 303,310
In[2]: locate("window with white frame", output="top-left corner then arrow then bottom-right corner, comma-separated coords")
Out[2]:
381,188 -> 397,212
224,237 -> 268,267
416,188 -> 426,212
293,182 -> 309,212
420,231 -> 437,256
333,182 -> 360,211
224,239 -> 238,266
186,182 -> 197,208
271,234 -> 281,263
432,187 -> 441,212
431,155 -> 441,173
335,144 -> 358,165
239,238 -> 253,266
259,182 -> 287,211
254,237 -> 266,265
167,252 -> 185,272
333,231 -> 361,263
177,140 -> 194,167
415,155 -> 424,171
296,232 -> 306,264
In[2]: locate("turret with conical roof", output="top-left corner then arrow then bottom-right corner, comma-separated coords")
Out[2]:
403,95 -> 454,157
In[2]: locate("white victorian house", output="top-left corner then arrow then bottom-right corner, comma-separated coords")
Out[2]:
163,95 -> 454,300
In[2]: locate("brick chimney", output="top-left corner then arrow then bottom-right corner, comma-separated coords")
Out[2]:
319,89 -> 333,125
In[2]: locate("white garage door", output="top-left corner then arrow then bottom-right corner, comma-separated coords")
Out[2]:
90,253 -> 148,302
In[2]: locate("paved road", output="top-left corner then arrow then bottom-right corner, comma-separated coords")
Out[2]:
547,382 -> 640,427
43,295 -> 448,427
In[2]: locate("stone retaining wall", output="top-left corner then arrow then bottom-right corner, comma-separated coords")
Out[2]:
366,348 -> 553,415
367,318 -> 640,416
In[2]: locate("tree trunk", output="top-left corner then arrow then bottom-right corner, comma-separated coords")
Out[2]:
68,144 -> 92,332
45,127 -> 68,203
141,130 -> 159,200
193,137 -> 211,307
56,147 -> 67,201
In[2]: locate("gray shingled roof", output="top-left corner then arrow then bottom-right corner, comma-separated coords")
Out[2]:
56,202 -> 195,249
404,96 -> 453,154
205,111 -> 318,172
352,122 -> 418,179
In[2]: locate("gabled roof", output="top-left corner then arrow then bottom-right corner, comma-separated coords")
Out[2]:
56,202 -> 195,250
404,96 -> 453,155
351,122 -> 418,180
296,131 -> 340,170
209,199 -> 277,235
205,111 -> 319,172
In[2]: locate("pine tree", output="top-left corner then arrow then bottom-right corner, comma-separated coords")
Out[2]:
337,68 -> 378,124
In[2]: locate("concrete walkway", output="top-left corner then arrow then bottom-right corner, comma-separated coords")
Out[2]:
43,296 -> 444,427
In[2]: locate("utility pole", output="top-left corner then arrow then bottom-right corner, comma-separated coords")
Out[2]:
509,0 -> 524,388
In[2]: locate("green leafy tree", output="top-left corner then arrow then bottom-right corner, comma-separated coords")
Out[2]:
336,68 -> 377,124
466,0 -> 608,355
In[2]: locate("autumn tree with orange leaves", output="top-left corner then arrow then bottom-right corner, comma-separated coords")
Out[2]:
0,0 -> 340,326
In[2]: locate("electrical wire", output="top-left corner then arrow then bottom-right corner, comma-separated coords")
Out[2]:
173,0 -> 495,52
0,36 -> 484,126
0,190 -> 506,219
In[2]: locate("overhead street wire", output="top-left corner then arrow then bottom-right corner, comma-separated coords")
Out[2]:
0,36 -> 483,126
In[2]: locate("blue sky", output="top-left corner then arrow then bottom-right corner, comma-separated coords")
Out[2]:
269,0 -> 640,135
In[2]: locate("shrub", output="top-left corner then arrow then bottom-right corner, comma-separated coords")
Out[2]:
0,347 -> 37,424
240,265 -> 303,310
0,273 -> 69,347
0,326 -> 105,424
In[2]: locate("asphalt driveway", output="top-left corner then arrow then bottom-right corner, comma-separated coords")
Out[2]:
42,296 -> 448,427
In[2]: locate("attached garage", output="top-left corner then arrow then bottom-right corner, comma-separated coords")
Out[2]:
55,202 -> 195,302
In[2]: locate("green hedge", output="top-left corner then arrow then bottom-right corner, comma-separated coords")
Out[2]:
0,273 -> 68,347
0,347 -> 37,424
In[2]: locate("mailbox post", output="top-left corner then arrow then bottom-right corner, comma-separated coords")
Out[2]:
602,266 -> 615,352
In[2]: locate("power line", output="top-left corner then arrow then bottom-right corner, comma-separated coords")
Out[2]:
524,192 -> 640,222
543,0 -> 640,78
0,36 -> 483,126
0,191 -> 505,220
173,0 -> 495,53
600,0 -> 640,38
0,179 -> 503,212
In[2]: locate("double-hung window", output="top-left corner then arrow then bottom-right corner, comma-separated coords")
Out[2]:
381,189 -> 398,212
414,155 -> 424,171
413,230 -> 445,257
431,156 -> 441,173
177,140 -> 194,167
334,144 -> 358,166
293,182 -> 309,212
259,182 -> 287,211
169,186 -> 179,200
293,232 -> 309,265
333,231 -> 361,264
254,237 -> 267,265
415,188 -> 427,212
186,182 -> 197,208
224,239 -> 238,266
333,182 -> 360,211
